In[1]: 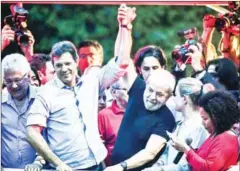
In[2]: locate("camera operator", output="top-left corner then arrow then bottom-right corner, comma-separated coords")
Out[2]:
178,42 -> 224,90
1,3 -> 35,62
186,43 -> 240,105
201,1 -> 240,69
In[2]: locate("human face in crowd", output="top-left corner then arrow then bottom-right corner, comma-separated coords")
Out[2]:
200,107 -> 215,134
112,86 -> 129,109
98,93 -> 107,112
232,122 -> 240,135
174,94 -> 186,112
207,64 -> 219,81
78,46 -> 103,74
53,52 -> 78,87
4,70 -> 30,100
41,61 -> 55,85
29,70 -> 40,86
140,56 -> 163,81
143,79 -> 169,111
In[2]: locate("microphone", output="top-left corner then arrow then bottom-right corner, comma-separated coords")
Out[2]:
177,27 -> 197,37
173,137 -> 193,164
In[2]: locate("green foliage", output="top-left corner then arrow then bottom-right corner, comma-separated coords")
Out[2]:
1,3 -> 221,68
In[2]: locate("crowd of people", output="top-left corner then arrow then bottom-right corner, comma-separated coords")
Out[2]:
1,2 -> 240,171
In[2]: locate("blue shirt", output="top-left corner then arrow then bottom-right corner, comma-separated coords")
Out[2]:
26,58 -> 126,169
1,85 -> 38,168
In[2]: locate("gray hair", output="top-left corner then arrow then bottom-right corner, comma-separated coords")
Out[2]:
176,77 -> 203,96
2,53 -> 30,78
176,77 -> 203,105
147,70 -> 176,96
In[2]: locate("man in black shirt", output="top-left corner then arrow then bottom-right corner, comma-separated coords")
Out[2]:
104,5 -> 176,171
107,69 -> 176,171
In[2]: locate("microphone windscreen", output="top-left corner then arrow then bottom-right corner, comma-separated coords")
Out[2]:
186,137 -> 193,145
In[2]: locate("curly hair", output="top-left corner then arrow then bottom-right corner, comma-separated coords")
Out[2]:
198,90 -> 240,135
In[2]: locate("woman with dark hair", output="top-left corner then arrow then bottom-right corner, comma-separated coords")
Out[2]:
171,90 -> 240,171
207,58 -> 239,90
143,77 -> 209,171
133,45 -> 167,81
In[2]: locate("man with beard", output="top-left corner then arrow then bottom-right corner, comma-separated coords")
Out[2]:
107,69 -> 176,171
104,4 -> 176,171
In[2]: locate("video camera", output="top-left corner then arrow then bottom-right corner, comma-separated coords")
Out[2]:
172,27 -> 198,65
215,13 -> 240,32
214,1 -> 240,32
4,5 -> 30,45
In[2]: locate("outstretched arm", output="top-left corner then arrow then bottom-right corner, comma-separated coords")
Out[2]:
98,4 -> 137,92
19,30 -> 35,62
115,4 -> 136,68
115,4 -> 138,91
104,134 -> 167,171
201,14 -> 217,63
1,25 -> 15,51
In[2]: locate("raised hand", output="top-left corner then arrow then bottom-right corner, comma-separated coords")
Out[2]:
117,4 -> 136,26
1,24 -> 15,51
203,14 -> 216,30
19,30 -> 35,61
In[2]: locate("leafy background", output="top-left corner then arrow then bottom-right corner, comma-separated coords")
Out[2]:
1,3 -> 222,68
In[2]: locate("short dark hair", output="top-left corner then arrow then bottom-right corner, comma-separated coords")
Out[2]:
207,58 -> 239,90
31,67 -> 41,86
134,45 -> 167,74
50,41 -> 79,64
198,90 -> 240,135
30,53 -> 51,74
78,40 -> 104,59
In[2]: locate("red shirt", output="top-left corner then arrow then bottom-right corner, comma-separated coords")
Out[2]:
98,100 -> 124,166
186,131 -> 239,171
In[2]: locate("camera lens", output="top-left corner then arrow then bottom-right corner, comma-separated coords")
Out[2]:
215,18 -> 226,31
172,50 -> 182,61
15,30 -> 29,45
19,34 -> 29,45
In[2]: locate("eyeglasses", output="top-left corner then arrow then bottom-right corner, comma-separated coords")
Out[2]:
79,53 -> 97,58
4,73 -> 28,86
112,87 -> 127,91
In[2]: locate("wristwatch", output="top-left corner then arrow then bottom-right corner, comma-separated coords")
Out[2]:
120,161 -> 128,171
121,23 -> 132,30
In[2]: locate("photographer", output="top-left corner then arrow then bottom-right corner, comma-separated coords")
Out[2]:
184,43 -> 240,105
1,4 -> 35,62
201,1 -> 240,69
185,43 -> 224,90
